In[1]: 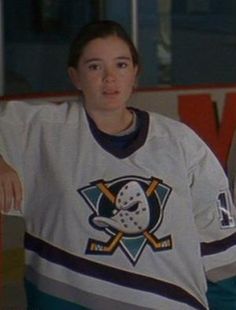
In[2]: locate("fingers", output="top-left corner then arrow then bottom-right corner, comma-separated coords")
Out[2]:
0,185 -> 4,212
12,176 -> 23,211
2,178 -> 13,213
0,168 -> 23,214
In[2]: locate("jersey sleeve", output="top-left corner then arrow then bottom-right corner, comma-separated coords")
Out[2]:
0,101 -> 33,217
227,130 -> 236,204
182,126 -> 236,283
0,100 -> 78,217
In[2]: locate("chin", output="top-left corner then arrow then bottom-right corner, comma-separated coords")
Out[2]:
104,102 -> 127,111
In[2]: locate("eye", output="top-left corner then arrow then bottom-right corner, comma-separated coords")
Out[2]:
117,62 -> 128,69
128,202 -> 139,212
88,63 -> 101,71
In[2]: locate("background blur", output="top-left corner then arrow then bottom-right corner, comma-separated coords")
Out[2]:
1,0 -> 236,96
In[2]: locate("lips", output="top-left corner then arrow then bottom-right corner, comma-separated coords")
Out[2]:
103,88 -> 119,95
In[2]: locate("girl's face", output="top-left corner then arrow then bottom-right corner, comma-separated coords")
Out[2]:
68,35 -> 138,113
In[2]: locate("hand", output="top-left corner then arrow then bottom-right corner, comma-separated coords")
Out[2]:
0,157 -> 23,213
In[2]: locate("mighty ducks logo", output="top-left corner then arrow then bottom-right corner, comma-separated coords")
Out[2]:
78,176 -> 172,265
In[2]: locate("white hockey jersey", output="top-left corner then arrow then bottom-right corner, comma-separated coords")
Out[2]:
0,100 -> 236,310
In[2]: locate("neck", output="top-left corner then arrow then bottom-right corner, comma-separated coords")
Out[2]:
86,107 -> 134,135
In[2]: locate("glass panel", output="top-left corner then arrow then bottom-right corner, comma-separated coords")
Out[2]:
172,0 -> 236,85
2,0 -> 236,96
4,0 -> 98,95
137,0 -> 172,86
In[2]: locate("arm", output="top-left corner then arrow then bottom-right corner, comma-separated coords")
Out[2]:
0,155 -> 23,213
183,126 -> 236,308
0,100 -> 31,215
227,130 -> 236,204
0,100 -> 69,215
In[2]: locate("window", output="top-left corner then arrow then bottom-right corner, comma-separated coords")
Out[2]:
1,0 -> 236,96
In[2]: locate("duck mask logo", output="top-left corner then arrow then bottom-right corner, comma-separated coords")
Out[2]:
78,176 -> 172,265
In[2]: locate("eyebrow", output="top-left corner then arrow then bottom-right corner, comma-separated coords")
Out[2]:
83,56 -> 132,64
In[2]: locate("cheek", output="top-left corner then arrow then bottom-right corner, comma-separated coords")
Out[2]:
80,79 -> 102,100
122,74 -> 136,89
80,75 -> 99,92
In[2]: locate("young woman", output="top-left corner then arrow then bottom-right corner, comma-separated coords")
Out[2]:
0,20 -> 235,310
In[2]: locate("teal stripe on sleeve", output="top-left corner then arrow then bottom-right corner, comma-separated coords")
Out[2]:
25,280 -> 89,310
207,276 -> 236,310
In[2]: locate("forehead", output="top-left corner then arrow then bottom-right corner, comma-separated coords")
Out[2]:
80,36 -> 132,60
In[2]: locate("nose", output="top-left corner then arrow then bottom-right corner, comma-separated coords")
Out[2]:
103,66 -> 116,83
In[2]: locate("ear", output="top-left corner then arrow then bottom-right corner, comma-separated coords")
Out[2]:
133,65 -> 139,88
134,64 -> 139,78
68,67 -> 81,90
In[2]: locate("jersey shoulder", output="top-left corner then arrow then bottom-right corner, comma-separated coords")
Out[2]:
0,99 -> 83,125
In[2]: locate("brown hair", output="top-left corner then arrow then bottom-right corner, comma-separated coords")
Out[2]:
68,20 -> 140,70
